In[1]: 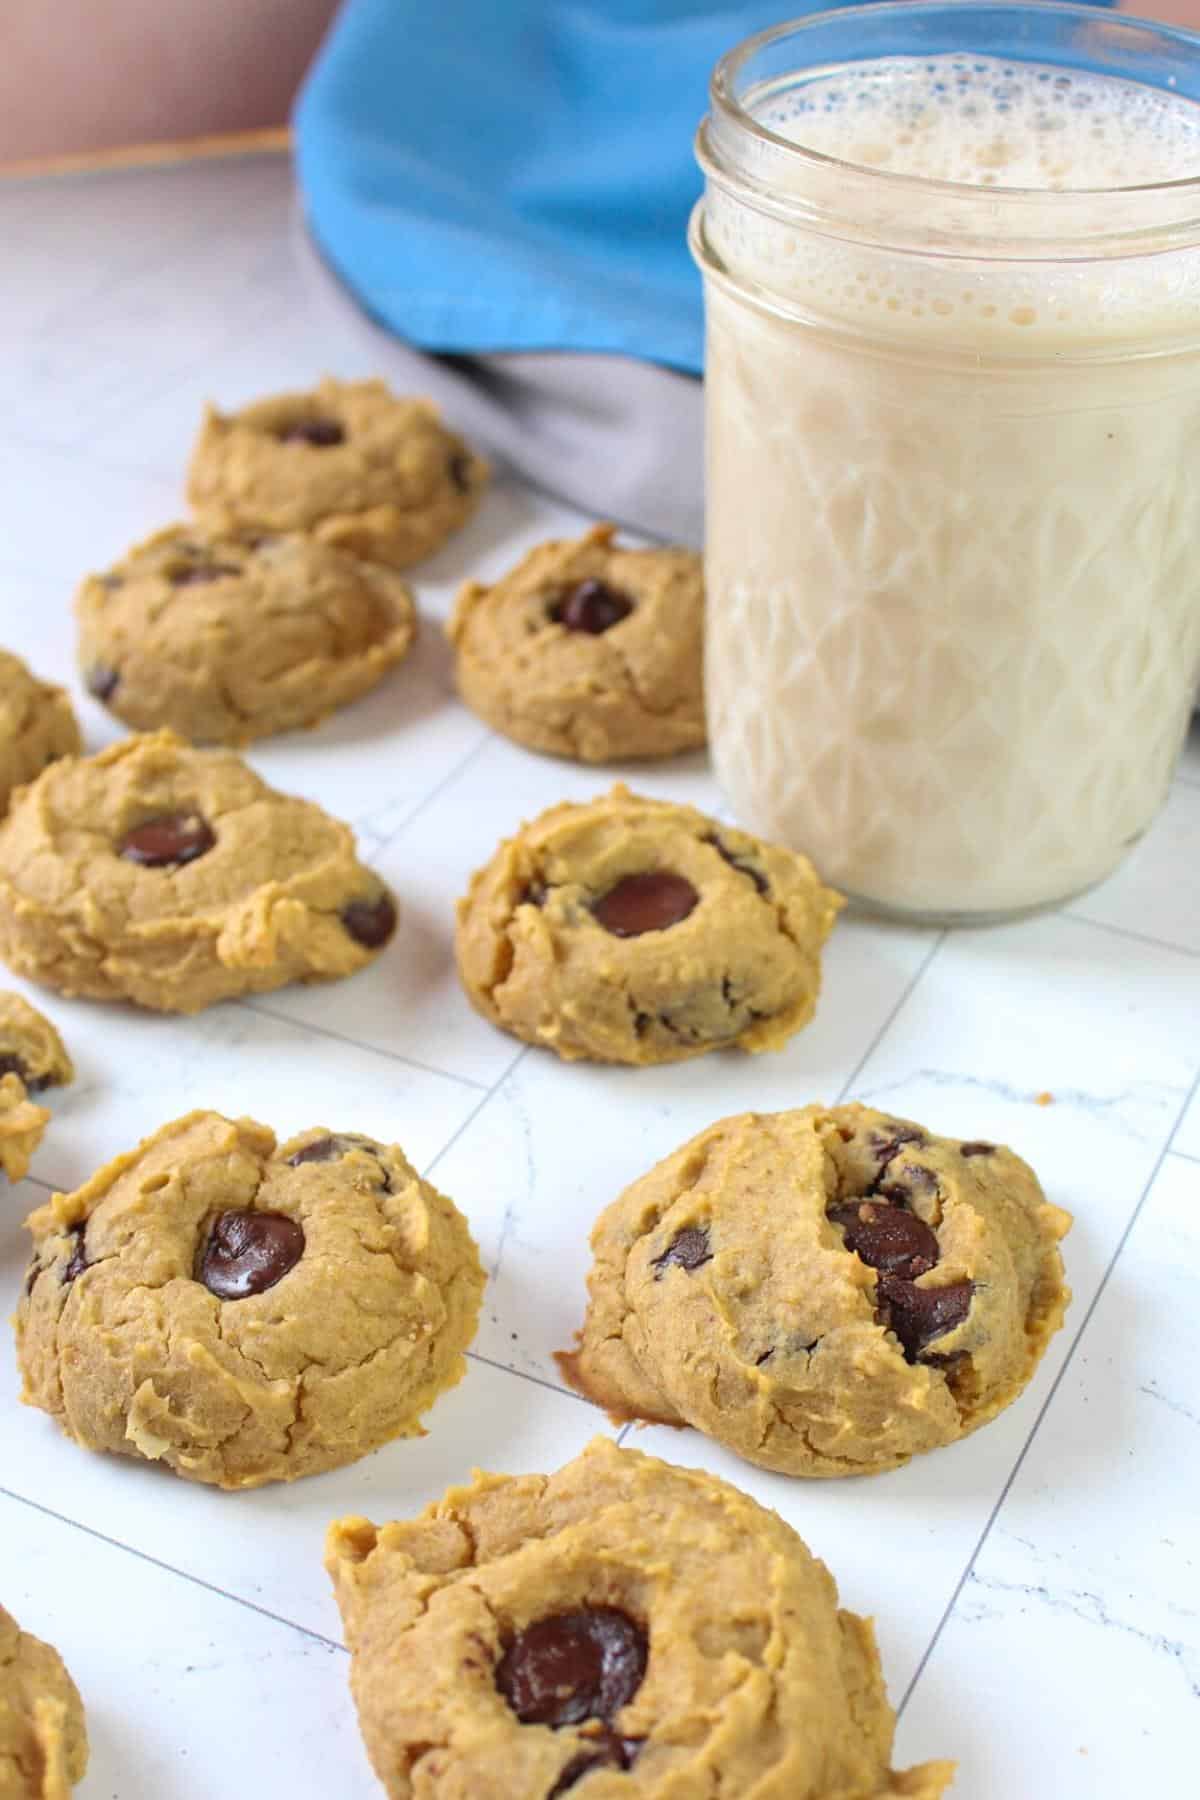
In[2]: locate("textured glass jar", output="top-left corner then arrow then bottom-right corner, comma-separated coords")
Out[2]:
692,2 -> 1200,923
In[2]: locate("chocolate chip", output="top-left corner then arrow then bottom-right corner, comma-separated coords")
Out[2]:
199,1210 -> 305,1301
548,1733 -> 643,1796
960,1141 -> 996,1159
549,579 -> 635,635
119,811 -> 215,868
633,1011 -> 651,1038
0,1052 -> 30,1085
881,1163 -> 938,1200
870,1126 -> 926,1172
829,1200 -> 939,1281
592,871 -> 698,938
651,1225 -> 711,1277
706,835 -> 768,896
87,665 -> 120,701
287,1133 -> 391,1191
448,449 -> 473,494
341,892 -> 397,949
278,418 -> 345,447
496,1607 -> 647,1729
876,1274 -> 973,1361
62,1227 -> 88,1286
170,562 -> 239,587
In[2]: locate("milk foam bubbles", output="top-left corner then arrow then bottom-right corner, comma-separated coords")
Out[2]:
697,51 -> 1200,917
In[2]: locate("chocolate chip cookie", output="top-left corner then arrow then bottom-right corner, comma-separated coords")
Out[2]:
0,730 -> 397,1013
0,995 -> 72,1184
456,785 -> 841,1065
16,1111 -> 485,1489
0,652 -> 81,820
0,1602 -> 88,1798
327,1436 -> 953,1799
448,525 -> 705,762
560,1103 -> 1071,1476
187,378 -> 488,569
77,524 -> 416,744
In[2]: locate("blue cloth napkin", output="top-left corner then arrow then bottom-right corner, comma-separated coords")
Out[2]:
295,1 -> 1119,378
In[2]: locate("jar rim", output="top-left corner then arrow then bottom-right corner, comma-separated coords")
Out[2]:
710,0 -> 1200,203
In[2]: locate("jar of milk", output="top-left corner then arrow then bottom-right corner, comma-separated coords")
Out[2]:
692,1 -> 1200,922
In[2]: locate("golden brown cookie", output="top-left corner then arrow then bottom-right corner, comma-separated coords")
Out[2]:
187,378 -> 488,569
447,525 -> 705,762
0,1602 -> 88,1799
327,1437 -> 953,1799
455,784 -> 841,1065
0,995 -> 72,1184
0,730 -> 397,1013
77,524 -> 416,744
16,1112 -> 485,1490
560,1104 -> 1071,1477
0,652 -> 80,821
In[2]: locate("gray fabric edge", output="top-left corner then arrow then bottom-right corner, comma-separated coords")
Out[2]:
290,204 -> 705,546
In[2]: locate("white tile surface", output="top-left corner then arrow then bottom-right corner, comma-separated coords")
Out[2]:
899,1153 -> 1200,1797
2,148 -> 1197,1799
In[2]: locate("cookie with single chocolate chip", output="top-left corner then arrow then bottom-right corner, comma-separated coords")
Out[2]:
16,1111 -> 484,1489
560,1103 -> 1070,1476
0,1603 -> 88,1799
0,651 -> 81,820
0,994 -> 72,1184
455,784 -> 841,1065
327,1436 -> 953,1799
77,524 -> 416,744
448,525 -> 705,762
187,378 -> 488,569
0,730 -> 396,1013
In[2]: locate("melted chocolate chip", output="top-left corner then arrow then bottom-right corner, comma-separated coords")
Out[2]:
170,562 -> 239,587
870,1126 -> 927,1172
548,1733 -> 644,1796
0,1052 -> 30,1086
592,871 -> 698,938
876,1274 -> 973,1361
199,1210 -> 305,1301
62,1227 -> 88,1286
119,812 -> 215,868
496,1607 -> 647,1730
651,1225 -> 712,1277
341,892 -> 397,949
549,579 -> 635,636
448,449 -> 473,494
829,1200 -> 939,1282
278,418 -> 345,447
706,835 -> 769,896
960,1141 -> 996,1159
879,1163 -> 938,1201
87,665 -> 120,701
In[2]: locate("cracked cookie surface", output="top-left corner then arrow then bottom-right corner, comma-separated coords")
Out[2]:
0,652 -> 80,821
447,525 -> 705,762
455,785 -> 841,1065
327,1436 -> 953,1800
560,1104 -> 1071,1476
187,377 -> 488,569
0,995 -> 72,1184
77,524 -> 416,744
0,1602 -> 88,1799
16,1111 -> 485,1489
0,730 -> 397,1013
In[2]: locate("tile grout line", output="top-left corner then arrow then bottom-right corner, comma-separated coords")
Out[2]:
896,1054 -> 1200,1720
235,997 -> 488,1093
366,730 -> 496,864
836,929 -> 948,1104
464,1348 -> 597,1411
421,1042 -> 528,1184
1063,908 -> 1200,962
0,1483 -> 347,1656
1168,1146 -> 1200,1166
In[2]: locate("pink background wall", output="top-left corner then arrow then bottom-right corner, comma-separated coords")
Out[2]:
0,0 -> 1197,165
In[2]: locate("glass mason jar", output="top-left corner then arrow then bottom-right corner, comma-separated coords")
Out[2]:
691,2 -> 1200,923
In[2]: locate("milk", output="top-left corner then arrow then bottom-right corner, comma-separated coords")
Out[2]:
699,55 -> 1200,917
